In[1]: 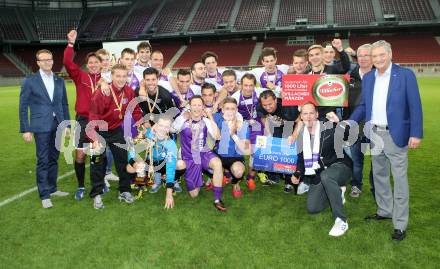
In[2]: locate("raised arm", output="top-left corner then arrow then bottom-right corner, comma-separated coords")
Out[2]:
63,30 -> 81,80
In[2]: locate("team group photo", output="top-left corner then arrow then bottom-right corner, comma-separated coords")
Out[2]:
1,0 -> 439,268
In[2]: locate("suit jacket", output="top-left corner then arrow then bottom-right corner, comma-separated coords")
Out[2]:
294,122 -> 353,183
349,64 -> 423,147
19,71 -> 70,133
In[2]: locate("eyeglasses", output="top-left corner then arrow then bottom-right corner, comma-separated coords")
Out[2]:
37,59 -> 53,62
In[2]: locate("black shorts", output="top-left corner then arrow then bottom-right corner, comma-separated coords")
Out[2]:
74,115 -> 89,148
219,156 -> 244,170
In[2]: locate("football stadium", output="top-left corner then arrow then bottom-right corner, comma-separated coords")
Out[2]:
1,0 -> 439,268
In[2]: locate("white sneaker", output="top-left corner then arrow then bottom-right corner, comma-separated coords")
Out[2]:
104,172 -> 119,181
93,195 -> 104,209
297,182 -> 309,195
42,199 -> 53,209
50,190 -> 69,197
340,186 -> 346,205
104,179 -> 111,188
329,217 -> 349,237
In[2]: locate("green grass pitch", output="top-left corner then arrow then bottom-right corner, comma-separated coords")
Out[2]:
0,78 -> 439,268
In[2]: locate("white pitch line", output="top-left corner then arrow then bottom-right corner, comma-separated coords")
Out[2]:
0,166 -> 88,208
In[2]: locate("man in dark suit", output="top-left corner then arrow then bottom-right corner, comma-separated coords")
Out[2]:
19,49 -> 71,209
349,40 -> 423,241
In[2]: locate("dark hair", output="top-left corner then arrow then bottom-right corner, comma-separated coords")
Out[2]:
143,67 -> 160,78
201,51 -> 218,64
191,61 -> 204,71
259,90 -> 276,101
260,47 -> 277,60
240,73 -> 257,85
222,69 -> 236,79
189,95 -> 204,105
137,41 -> 152,52
201,83 -> 216,94
177,69 -> 191,78
222,96 -> 237,106
121,48 -> 135,58
85,52 -> 101,63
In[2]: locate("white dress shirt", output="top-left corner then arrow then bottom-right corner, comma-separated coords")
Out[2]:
39,69 -> 54,101
371,63 -> 392,126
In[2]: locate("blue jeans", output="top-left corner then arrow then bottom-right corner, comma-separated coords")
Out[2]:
105,146 -> 114,175
345,139 -> 364,189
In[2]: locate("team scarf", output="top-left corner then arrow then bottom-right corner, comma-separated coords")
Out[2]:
303,122 -> 321,175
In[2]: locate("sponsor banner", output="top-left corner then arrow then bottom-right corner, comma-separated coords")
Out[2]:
282,74 -> 349,107
253,136 -> 297,174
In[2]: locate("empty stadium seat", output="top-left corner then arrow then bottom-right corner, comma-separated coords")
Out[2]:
262,38 -> 309,65
34,9 -> 82,40
150,0 -> 196,33
277,0 -> 326,27
0,54 -> 24,77
188,0 -> 235,32
379,0 -> 435,21
334,0 -> 375,25
234,0 -> 274,30
0,8 -> 26,40
173,40 -> 255,68
81,8 -> 128,40
349,34 -> 440,63
116,2 -> 160,38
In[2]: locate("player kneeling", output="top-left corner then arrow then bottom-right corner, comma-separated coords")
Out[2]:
127,115 -> 185,209
214,97 -> 251,197
172,96 -> 227,211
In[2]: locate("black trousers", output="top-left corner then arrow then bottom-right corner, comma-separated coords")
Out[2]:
89,127 -> 132,198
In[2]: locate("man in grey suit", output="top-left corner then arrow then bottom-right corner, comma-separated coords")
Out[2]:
349,40 -> 423,241
19,49 -> 71,209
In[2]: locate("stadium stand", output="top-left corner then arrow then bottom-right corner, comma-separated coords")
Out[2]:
81,7 -> 128,40
173,40 -> 256,68
150,0 -> 196,33
188,0 -> 235,32
277,0 -> 326,27
333,0 -> 375,25
234,0 -> 274,30
13,46 -> 90,73
349,34 -> 440,63
150,41 -> 183,67
379,0 -> 435,21
261,37 -> 309,64
0,54 -> 24,77
0,1 -> 439,78
116,1 -> 160,38
0,8 -> 26,40
34,9 -> 83,40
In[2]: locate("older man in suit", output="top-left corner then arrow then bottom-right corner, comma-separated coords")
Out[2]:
19,49 -> 71,209
349,40 -> 423,241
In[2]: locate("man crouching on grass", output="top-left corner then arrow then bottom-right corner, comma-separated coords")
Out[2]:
171,96 -> 227,211
87,64 -> 143,209
126,115 -> 185,209
291,102 -> 352,236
